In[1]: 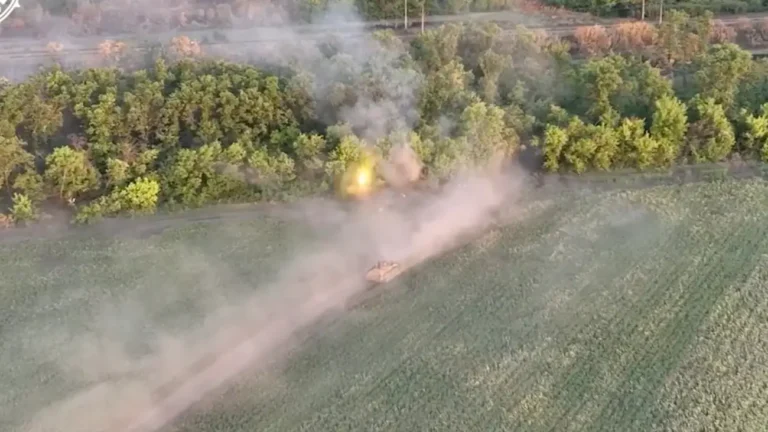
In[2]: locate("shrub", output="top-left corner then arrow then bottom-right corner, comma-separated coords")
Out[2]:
611,22 -> 657,53
574,25 -> 611,56
10,193 -> 37,225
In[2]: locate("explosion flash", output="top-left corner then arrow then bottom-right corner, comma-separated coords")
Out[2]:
338,155 -> 377,200
347,165 -> 373,197
357,169 -> 370,187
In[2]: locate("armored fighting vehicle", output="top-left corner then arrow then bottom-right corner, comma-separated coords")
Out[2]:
365,260 -> 403,284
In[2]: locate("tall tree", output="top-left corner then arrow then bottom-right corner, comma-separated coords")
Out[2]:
43,146 -> 101,202
0,137 -> 34,197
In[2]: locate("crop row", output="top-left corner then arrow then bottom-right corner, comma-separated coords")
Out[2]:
163,181 -> 768,432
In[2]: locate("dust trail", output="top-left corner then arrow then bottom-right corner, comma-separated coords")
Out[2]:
8,3 -> 553,430
17,165 -> 530,432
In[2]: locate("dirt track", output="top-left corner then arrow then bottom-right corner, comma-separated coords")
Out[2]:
2,162 -> 762,246
4,9 -> 768,69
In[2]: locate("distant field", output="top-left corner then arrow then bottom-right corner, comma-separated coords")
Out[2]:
3,178 -> 768,431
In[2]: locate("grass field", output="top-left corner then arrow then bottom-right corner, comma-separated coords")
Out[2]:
3,178 -> 768,432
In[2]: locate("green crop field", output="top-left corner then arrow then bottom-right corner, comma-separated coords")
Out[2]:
3,178 -> 768,432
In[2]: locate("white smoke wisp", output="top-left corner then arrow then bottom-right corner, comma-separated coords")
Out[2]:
204,2 -> 424,141
377,142 -> 424,189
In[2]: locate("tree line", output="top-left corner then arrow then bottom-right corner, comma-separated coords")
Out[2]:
1,10 -> 767,226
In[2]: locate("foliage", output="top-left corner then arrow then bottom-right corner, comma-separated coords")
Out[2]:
0,136 -> 34,194
686,97 -> 735,162
43,146 -> 101,202
10,193 -> 36,224
1,16 -> 767,225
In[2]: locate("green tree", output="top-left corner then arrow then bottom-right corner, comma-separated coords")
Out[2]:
541,117 -> 619,173
692,43 -> 753,109
656,11 -> 712,65
248,148 -> 297,199
10,193 -> 37,224
293,133 -> 327,183
325,135 -> 367,179
115,177 -> 161,215
617,117 -> 659,170
478,50 -> 509,104
686,97 -> 735,163
419,59 -> 476,125
574,56 -> 624,126
106,158 -> 130,188
431,136 -> 469,178
122,69 -> 166,146
740,104 -> 768,159
411,24 -> 462,73
0,136 -> 34,195
650,95 -> 688,166
458,22 -> 502,73
161,142 -> 250,207
13,171 -> 46,203
43,146 -> 100,202
457,101 -> 519,167
541,123 -> 568,172
612,59 -> 673,121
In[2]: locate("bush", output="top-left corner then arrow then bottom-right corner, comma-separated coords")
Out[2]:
10,193 -> 36,225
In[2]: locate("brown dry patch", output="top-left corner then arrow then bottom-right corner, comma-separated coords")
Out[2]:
170,35 -> 203,57
574,25 -> 611,56
46,41 -> 63,55
710,19 -> 736,44
0,214 -> 13,229
98,39 -> 128,62
611,21 -> 657,53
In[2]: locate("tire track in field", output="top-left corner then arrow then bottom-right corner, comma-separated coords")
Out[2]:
543,187 -> 767,431
455,226 -> 677,430
518,194 -> 716,431
574,230 -> 743,431
590,214 -> 761,428
560,220 -> 743,432
650,255 -> 768,431
589,219 -> 768,431
568,217 -> 756,431
505,214 -> 696,432
272,202 -> 574,431
536,221 -> 704,431
284,261 -> 507,429
485,193 -> 693,421
168,183 -> 732,432
374,197 -> 616,428
408,194 -> 680,430
283,268 -> 475,432
383,197 -> 668,430
423,201 -> 678,430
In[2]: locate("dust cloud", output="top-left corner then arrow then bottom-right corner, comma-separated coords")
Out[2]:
7,4 -> 541,432
16,165 -> 531,432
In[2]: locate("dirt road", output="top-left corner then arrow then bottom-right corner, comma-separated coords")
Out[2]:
3,10 -> 768,70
